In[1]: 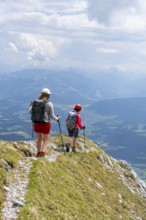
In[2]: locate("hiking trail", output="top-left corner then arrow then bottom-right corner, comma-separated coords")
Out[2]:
1,139 -> 69,219
1,137 -> 146,220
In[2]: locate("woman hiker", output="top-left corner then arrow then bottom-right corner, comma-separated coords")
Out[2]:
30,88 -> 60,157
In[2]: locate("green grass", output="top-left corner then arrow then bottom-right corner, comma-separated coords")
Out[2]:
0,137 -> 146,220
0,141 -> 25,167
18,150 -> 146,220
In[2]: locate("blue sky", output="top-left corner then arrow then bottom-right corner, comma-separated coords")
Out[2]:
1,0 -> 146,73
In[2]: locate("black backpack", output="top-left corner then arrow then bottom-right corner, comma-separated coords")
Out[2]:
31,100 -> 49,123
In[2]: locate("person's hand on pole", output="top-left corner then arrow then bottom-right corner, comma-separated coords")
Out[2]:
80,126 -> 85,130
56,115 -> 60,121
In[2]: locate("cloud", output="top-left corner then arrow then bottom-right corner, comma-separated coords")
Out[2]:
19,33 -> 57,64
87,0 -> 136,23
96,48 -> 118,54
8,42 -> 18,53
1,0 -> 146,73
86,0 -> 146,31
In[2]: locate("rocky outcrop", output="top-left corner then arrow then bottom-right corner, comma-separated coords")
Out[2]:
98,153 -> 146,199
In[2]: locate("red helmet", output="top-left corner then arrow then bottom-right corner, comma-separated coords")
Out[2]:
74,104 -> 82,111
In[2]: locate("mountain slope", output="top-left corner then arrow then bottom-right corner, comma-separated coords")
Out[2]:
85,97 -> 146,166
0,136 -> 146,220
0,69 -> 99,105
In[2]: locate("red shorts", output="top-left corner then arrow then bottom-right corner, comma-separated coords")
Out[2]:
34,123 -> 51,134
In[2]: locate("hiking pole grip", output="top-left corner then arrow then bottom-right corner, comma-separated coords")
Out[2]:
57,114 -> 60,122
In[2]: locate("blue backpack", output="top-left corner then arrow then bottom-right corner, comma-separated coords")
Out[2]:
66,111 -> 77,129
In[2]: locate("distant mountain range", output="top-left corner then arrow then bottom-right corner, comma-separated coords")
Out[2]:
1,68 -> 146,106
0,69 -> 99,105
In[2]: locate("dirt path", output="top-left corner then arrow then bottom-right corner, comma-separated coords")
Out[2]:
2,159 -> 33,220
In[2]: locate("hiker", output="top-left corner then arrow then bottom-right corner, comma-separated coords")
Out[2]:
66,104 -> 85,152
29,88 -> 60,157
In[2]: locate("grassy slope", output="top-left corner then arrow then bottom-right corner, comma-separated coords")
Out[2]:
0,137 -> 146,220
18,138 -> 146,220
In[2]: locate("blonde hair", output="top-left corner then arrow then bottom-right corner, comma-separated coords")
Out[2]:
38,93 -> 50,100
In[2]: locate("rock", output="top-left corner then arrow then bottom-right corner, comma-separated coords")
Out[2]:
101,192 -> 106,196
4,186 -> 10,192
119,160 -> 132,170
99,154 -> 114,168
48,143 -> 58,149
118,194 -> 122,199
0,159 -> 11,171
45,151 -> 61,162
99,154 -> 106,163
13,142 -> 19,149
119,199 -> 123,204
88,178 -> 92,182
130,210 -> 136,216
2,159 -> 32,220
13,200 -> 25,207
115,160 -> 146,199
96,182 -> 103,189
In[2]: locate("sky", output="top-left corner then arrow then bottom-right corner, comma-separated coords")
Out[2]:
1,0 -> 146,73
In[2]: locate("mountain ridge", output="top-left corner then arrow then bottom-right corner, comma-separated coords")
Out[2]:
0,135 -> 146,220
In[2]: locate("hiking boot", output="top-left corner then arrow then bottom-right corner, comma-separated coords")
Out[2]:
40,151 -> 45,156
37,152 -> 45,157
72,147 -> 76,153
65,143 -> 70,152
36,152 -> 41,157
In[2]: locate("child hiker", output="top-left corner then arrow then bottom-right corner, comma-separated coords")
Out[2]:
66,104 -> 85,152
29,88 -> 60,157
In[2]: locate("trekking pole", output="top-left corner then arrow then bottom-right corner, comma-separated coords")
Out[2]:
83,128 -> 86,153
32,122 -> 34,138
57,117 -> 65,153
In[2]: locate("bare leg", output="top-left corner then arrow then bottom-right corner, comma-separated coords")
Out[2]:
73,137 -> 77,148
67,137 -> 72,145
71,137 -> 77,153
36,133 -> 43,152
41,134 -> 49,153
